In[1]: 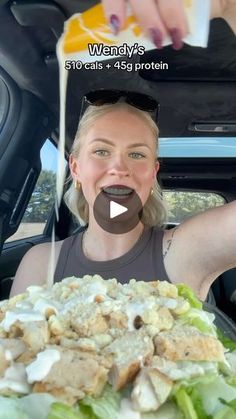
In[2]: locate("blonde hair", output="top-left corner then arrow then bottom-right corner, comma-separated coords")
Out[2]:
64,102 -> 168,227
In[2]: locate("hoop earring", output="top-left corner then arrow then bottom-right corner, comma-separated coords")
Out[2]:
150,187 -> 154,196
74,180 -> 81,190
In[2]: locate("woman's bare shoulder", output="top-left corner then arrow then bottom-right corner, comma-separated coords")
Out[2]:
10,240 -> 64,297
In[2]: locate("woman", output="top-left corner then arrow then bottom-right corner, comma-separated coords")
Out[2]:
10,91 -> 236,300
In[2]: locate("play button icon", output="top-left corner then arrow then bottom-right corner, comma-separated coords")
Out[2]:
110,201 -> 128,219
93,189 -> 143,234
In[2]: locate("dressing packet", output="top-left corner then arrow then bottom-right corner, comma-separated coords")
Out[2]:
57,0 -> 211,64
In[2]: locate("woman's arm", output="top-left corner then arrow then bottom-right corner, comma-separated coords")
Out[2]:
163,200 -> 236,300
10,241 -> 63,297
212,0 -> 236,33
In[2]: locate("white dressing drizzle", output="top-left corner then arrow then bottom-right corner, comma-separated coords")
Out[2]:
41,31 -> 69,289
1,310 -> 45,332
86,280 -> 108,297
33,298 -> 60,316
0,338 -> 26,360
5,350 -> 13,361
0,363 -> 31,394
15,301 -> 33,310
55,37 -> 68,214
26,349 -> 61,383
155,360 -> 217,381
27,285 -> 45,295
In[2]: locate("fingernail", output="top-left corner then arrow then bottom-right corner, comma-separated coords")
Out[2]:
170,28 -> 183,50
110,14 -> 120,35
149,28 -> 163,49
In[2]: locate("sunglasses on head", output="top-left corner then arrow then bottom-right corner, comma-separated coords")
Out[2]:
80,89 -> 159,123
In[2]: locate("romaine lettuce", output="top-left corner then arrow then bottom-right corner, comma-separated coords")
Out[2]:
193,375 -> 236,415
217,329 -> 236,351
226,376 -> 236,387
174,387 -> 198,419
172,374 -> 236,418
213,405 -> 236,419
177,284 -> 202,309
47,402 -> 92,419
0,394 -> 57,419
0,397 -> 29,419
80,385 -> 121,419
177,305 -> 217,336
141,401 -> 183,418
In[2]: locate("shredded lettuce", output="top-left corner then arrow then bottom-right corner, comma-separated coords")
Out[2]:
186,387 -> 212,419
176,304 -> 217,337
179,312 -> 216,335
220,351 -> 236,377
219,398 -> 236,411
213,405 -> 236,419
188,317 -> 214,334
47,402 -> 92,419
173,373 -> 218,390
217,329 -> 236,351
141,401 -> 183,418
194,375 -> 236,415
172,374 -> 236,418
0,397 -> 29,419
174,387 -> 198,419
47,384 -> 121,419
2,378 -> 236,419
0,394 -> 57,419
177,283 -> 202,309
226,376 -> 236,387
79,385 -> 121,419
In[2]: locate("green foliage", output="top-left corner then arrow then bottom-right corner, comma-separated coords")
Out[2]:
21,176 -> 225,225
22,170 -> 56,223
163,191 -> 225,223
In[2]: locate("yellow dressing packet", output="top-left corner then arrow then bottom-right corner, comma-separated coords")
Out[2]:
57,0 -> 211,64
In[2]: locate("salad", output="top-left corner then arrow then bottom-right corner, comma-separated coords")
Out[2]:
0,275 -> 236,418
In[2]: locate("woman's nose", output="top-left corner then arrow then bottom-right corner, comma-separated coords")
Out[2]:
107,154 -> 130,176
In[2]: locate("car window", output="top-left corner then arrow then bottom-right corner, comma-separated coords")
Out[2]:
159,137 -> 236,157
163,191 -> 225,224
6,140 -> 59,242
158,137 -> 228,223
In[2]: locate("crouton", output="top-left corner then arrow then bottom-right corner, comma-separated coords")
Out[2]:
17,321 -> 49,353
154,325 -> 225,362
70,305 -> 108,337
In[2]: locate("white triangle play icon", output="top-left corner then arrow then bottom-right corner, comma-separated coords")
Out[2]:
110,200 -> 128,219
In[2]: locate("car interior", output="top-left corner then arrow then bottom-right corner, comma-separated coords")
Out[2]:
0,1 -> 236,325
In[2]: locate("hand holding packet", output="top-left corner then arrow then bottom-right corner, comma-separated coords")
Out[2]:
57,0 -> 211,64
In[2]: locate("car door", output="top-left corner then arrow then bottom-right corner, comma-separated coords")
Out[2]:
0,69 -> 57,300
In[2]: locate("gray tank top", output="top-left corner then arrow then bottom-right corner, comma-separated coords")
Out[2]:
54,226 -> 170,284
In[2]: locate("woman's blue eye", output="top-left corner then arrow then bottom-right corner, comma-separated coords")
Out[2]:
130,152 -> 145,159
94,149 -> 109,156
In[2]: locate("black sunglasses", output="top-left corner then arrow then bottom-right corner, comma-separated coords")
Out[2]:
80,89 -> 159,123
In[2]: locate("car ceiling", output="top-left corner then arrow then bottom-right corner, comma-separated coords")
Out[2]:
1,0 -> 236,148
